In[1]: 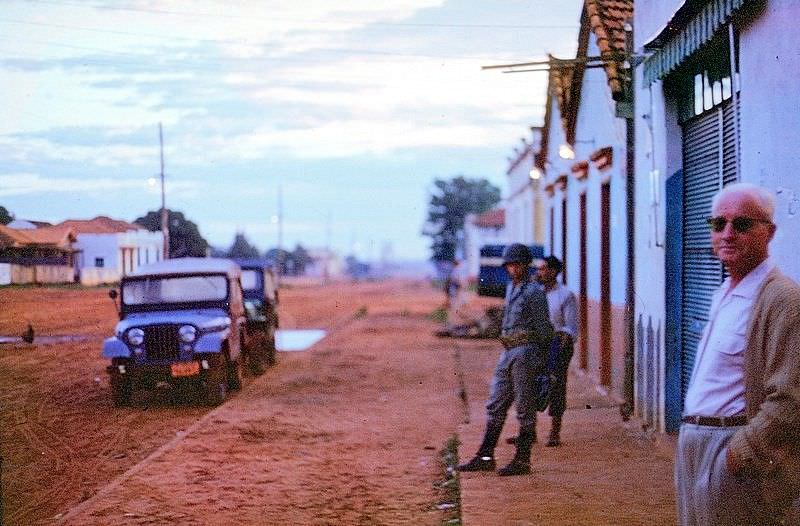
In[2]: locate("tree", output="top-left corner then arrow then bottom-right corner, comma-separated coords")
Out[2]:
423,176 -> 501,261
227,232 -> 260,259
265,248 -> 293,275
291,244 -> 311,275
0,206 -> 13,225
134,209 -> 209,258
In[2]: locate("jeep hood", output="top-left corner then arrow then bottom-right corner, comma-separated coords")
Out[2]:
115,309 -> 231,334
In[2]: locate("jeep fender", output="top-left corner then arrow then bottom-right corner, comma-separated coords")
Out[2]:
194,330 -> 231,355
102,337 -> 131,359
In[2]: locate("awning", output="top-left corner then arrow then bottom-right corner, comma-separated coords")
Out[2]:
642,0 -> 752,85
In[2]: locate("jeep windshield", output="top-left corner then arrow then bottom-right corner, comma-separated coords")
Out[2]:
240,269 -> 263,292
122,275 -> 228,306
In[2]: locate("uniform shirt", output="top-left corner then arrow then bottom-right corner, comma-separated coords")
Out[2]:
546,283 -> 578,338
683,258 -> 774,417
501,276 -> 554,343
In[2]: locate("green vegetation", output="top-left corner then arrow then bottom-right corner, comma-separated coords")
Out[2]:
423,176 -> 500,262
434,434 -> 462,525
429,307 -> 448,323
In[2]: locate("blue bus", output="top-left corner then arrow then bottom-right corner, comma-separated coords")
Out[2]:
477,244 -> 545,298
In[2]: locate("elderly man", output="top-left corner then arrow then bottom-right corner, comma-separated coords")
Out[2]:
457,243 -> 554,476
676,183 -> 800,525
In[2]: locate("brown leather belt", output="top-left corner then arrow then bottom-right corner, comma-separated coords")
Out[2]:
681,415 -> 747,427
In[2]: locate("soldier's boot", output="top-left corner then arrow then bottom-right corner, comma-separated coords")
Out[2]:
505,426 -> 536,445
498,428 -> 534,476
457,422 -> 503,472
546,416 -> 562,447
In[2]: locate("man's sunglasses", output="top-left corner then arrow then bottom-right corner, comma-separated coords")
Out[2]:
706,216 -> 772,233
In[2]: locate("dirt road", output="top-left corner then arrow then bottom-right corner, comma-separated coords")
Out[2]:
1,279 -> 473,525
1,278 -> 678,525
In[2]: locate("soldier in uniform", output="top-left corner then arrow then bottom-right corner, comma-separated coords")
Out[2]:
457,243 -> 554,476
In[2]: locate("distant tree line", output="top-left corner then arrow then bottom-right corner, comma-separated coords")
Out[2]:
2,205 -> 314,275
0,205 -> 14,225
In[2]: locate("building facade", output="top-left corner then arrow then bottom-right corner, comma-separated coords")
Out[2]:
56,216 -> 164,285
540,0 -> 633,402
633,0 -> 800,431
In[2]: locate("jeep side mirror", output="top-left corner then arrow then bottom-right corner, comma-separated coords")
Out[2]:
108,289 -> 121,319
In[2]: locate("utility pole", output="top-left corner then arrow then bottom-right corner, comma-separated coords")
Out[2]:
277,185 -> 283,281
324,210 -> 332,283
159,123 -> 170,259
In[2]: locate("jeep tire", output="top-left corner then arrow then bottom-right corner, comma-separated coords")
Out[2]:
226,350 -> 243,391
266,325 -> 277,366
247,334 -> 265,376
203,358 -> 227,406
110,370 -> 132,407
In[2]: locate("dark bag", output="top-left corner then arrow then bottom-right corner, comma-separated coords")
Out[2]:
533,337 -> 561,412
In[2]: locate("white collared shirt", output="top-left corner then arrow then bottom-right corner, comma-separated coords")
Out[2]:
546,283 -> 578,338
683,258 -> 774,416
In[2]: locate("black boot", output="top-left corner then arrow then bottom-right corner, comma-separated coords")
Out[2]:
505,426 -> 536,445
457,423 -> 503,472
546,416 -> 562,447
498,428 -> 534,476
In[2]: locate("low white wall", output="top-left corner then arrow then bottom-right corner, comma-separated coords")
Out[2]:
0,263 -> 10,285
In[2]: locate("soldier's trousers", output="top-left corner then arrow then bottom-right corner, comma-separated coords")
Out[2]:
485,343 -> 545,431
548,338 -> 574,418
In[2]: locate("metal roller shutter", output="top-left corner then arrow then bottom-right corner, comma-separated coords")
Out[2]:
680,98 -> 739,399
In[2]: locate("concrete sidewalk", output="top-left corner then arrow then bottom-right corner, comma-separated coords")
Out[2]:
456,342 -> 677,526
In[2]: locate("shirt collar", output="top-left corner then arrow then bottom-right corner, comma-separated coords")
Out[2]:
725,258 -> 774,299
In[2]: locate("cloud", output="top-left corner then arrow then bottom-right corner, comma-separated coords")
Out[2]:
0,172 -> 196,197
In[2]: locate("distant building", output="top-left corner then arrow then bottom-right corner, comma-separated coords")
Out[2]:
54,216 -> 164,285
303,247 -> 345,279
539,0 -> 633,404
463,208 -> 507,282
0,224 -> 77,284
505,127 -> 546,246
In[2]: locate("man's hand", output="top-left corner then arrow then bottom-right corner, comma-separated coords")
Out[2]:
726,448 -> 743,476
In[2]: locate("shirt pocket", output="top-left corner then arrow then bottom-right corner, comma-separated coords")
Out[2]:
714,326 -> 747,373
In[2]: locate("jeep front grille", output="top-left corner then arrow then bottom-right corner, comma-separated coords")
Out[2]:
144,325 -> 179,361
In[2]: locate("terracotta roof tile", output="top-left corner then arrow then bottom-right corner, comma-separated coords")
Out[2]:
472,209 -> 505,228
56,216 -> 143,234
585,0 -> 633,99
0,224 -> 76,248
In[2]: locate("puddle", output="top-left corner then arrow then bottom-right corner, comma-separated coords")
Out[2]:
276,329 -> 326,351
0,335 -> 92,345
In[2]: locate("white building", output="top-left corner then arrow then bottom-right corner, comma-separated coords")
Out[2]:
56,216 -> 164,285
538,0 -> 633,403
504,128 -> 545,246
633,0 -> 800,432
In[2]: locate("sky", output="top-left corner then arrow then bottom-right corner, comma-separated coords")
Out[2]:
0,0 -> 582,262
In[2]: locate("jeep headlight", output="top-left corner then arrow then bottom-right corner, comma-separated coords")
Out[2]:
179,325 -> 197,343
127,328 -> 144,346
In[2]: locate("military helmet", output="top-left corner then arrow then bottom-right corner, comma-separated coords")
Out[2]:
502,243 -> 533,266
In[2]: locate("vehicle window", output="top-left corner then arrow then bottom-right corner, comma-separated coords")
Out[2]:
240,269 -> 263,291
123,275 -> 228,305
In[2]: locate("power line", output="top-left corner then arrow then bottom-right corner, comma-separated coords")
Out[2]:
23,0 -> 578,30
0,33 -> 576,67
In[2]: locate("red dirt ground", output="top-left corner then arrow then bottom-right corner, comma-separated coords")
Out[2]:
0,279 -> 475,525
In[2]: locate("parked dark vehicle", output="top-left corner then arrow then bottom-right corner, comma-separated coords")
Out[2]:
235,259 -> 280,374
477,244 -> 545,297
103,257 -> 247,406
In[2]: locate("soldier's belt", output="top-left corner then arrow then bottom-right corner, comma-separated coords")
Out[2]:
499,332 -> 543,350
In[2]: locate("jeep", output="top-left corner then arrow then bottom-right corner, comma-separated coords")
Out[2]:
235,259 -> 280,375
103,257 -> 247,406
